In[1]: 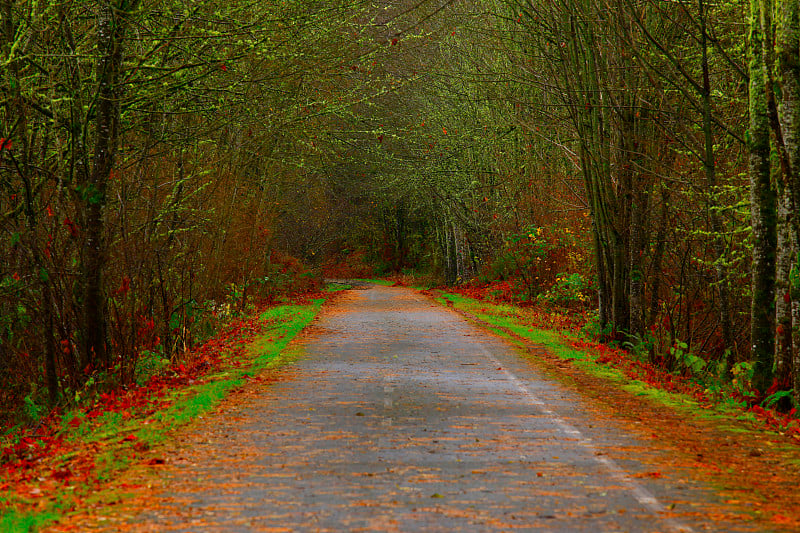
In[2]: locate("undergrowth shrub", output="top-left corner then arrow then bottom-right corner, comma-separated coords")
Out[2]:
260,250 -> 322,303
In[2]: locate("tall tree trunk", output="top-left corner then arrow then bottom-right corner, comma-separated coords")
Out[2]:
749,0 -> 777,392
629,181 -> 648,341
611,229 -> 629,335
775,187 -> 792,383
568,6 -> 619,338
647,183 -> 670,359
80,0 -> 136,370
775,0 -> 800,398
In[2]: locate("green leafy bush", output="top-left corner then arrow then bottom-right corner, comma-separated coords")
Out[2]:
539,273 -> 591,307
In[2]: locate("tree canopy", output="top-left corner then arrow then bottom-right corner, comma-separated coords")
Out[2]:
2,0 -> 800,418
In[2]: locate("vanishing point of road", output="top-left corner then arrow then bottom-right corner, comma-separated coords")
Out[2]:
90,284 -> 757,532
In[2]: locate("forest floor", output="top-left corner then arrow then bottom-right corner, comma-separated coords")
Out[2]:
2,282 -> 800,531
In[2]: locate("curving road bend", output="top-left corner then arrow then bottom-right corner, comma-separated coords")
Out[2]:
126,285 -> 754,532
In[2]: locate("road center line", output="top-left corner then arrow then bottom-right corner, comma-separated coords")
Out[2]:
480,347 -> 695,533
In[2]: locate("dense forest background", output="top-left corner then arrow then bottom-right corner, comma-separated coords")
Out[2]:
2,0 -> 800,422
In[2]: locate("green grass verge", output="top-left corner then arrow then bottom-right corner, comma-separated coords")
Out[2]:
0,299 -> 324,533
433,291 -> 748,425
137,300 -> 323,447
0,511 -> 57,533
353,278 -> 395,286
324,282 -> 352,291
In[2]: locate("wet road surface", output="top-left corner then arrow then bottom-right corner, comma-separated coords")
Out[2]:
127,285 -> 754,532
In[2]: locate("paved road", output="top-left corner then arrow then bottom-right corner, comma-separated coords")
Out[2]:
128,285 -> 752,532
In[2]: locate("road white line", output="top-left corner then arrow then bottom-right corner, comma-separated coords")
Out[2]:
480,347 -> 695,533
381,377 -> 394,427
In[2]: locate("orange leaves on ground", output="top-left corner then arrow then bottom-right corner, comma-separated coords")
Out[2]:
632,471 -> 663,479
771,514 -> 800,528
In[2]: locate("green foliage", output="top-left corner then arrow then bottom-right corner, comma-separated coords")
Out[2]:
619,331 -> 657,362
485,226 -> 551,299
134,349 -> 170,387
670,341 -> 707,377
22,393 -> 45,423
475,224 -> 591,306
581,311 -> 613,341
762,389 -> 795,410
731,361 -> 755,396
539,273 -> 591,306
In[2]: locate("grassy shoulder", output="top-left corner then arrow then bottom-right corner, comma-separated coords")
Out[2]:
430,289 -> 800,441
0,296 -> 329,533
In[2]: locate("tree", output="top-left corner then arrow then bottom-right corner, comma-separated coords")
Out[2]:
749,0 -> 777,392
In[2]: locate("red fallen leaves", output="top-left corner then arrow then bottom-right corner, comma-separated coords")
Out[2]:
447,281 -> 517,304
1,429 -> 67,483
748,405 -> 800,440
570,337 -> 712,405
51,467 -> 72,481
0,298 -> 296,502
570,336 -> 800,439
